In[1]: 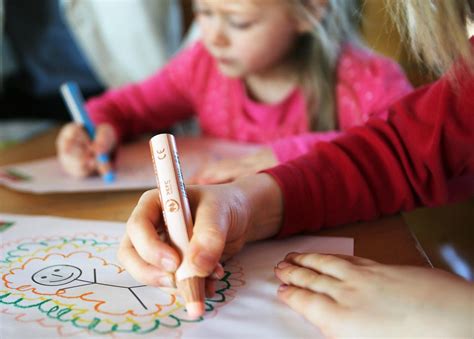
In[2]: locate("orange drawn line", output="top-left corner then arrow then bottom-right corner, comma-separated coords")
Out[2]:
16,284 -> 33,292
1,307 -> 87,338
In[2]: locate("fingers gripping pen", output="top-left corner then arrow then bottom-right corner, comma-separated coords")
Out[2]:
60,81 -> 116,183
149,133 -> 205,318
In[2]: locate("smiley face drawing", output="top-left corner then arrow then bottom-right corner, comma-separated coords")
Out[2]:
30,264 -> 152,310
32,265 -> 82,286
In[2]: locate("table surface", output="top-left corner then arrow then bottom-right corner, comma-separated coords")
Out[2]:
0,128 -> 431,267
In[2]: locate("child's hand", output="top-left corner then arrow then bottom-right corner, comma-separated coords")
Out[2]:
56,122 -> 117,178
275,252 -> 474,338
118,184 -> 253,288
190,148 -> 277,184
118,173 -> 282,291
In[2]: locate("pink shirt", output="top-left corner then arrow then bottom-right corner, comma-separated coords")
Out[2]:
87,42 -> 412,163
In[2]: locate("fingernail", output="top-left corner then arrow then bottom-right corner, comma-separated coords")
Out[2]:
161,258 -> 178,272
157,275 -> 174,287
276,261 -> 291,269
211,264 -> 225,279
278,284 -> 289,292
285,252 -> 300,260
216,263 -> 225,277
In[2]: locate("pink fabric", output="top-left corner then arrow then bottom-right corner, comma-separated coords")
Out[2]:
87,42 -> 413,163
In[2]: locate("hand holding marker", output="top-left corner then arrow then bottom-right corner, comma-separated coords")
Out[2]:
60,82 -> 116,183
150,134 -> 205,318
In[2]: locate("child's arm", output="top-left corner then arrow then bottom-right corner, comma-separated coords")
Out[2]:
269,131 -> 342,163
270,49 -> 413,163
55,43 -> 211,178
85,43 -> 210,143
56,66 -> 194,178
263,66 -> 474,238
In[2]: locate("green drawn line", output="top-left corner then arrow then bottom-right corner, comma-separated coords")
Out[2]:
0,293 -> 170,335
0,265 -> 232,335
0,221 -> 14,233
2,241 -> 50,264
0,236 -> 236,335
1,169 -> 32,182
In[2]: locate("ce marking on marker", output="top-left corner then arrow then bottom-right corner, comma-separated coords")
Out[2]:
157,148 -> 166,160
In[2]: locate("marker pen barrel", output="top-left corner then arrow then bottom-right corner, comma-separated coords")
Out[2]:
149,133 -> 205,318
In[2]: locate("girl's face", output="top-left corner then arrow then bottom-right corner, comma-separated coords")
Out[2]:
195,0 -> 306,78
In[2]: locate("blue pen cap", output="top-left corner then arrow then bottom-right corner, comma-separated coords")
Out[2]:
102,171 -> 116,184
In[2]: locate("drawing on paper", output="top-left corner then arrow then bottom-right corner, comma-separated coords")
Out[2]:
0,233 -> 244,336
0,169 -> 31,182
0,221 -> 15,233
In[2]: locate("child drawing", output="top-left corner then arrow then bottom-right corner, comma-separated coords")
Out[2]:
56,0 -> 412,183
1,234 -> 243,336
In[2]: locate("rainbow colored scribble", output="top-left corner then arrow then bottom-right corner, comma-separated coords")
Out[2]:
0,221 -> 14,233
0,233 -> 244,337
0,169 -> 32,182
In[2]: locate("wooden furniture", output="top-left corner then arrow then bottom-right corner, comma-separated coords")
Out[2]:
404,199 -> 474,273
0,128 -> 430,267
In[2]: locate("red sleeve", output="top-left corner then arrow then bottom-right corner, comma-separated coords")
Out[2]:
264,64 -> 474,238
85,43 -> 211,142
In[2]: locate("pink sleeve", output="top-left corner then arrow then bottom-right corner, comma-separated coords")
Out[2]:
270,47 -> 413,163
337,46 -> 414,128
270,131 -> 342,163
85,43 -> 210,142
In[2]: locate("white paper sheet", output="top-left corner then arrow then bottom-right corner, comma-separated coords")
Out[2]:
0,138 -> 260,193
0,214 -> 353,338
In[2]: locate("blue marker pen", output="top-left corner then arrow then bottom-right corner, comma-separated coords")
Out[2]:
60,81 -> 116,183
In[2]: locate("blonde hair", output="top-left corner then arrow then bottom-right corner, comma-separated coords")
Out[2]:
289,0 -> 362,131
390,0 -> 474,77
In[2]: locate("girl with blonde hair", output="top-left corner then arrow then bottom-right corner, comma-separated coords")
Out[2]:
56,0 -> 411,181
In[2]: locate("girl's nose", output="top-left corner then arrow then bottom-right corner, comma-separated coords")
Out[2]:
208,20 -> 229,47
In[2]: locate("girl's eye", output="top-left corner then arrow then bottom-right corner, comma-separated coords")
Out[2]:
229,20 -> 254,29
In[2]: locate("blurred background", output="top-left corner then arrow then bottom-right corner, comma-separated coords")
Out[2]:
0,0 -> 472,280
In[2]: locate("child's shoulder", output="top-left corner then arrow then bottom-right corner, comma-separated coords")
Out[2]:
162,40 -> 220,87
181,40 -> 211,56
173,41 -> 214,66
338,43 -> 404,76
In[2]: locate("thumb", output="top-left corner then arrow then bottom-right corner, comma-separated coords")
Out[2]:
180,203 -> 228,279
93,124 -> 117,155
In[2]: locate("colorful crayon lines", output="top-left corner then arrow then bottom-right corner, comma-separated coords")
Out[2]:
0,169 -> 31,182
0,221 -> 14,232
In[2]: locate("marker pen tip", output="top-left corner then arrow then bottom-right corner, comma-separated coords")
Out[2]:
186,302 -> 205,319
103,171 -> 116,183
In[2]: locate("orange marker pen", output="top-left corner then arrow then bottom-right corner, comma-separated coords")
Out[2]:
149,133 -> 205,319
